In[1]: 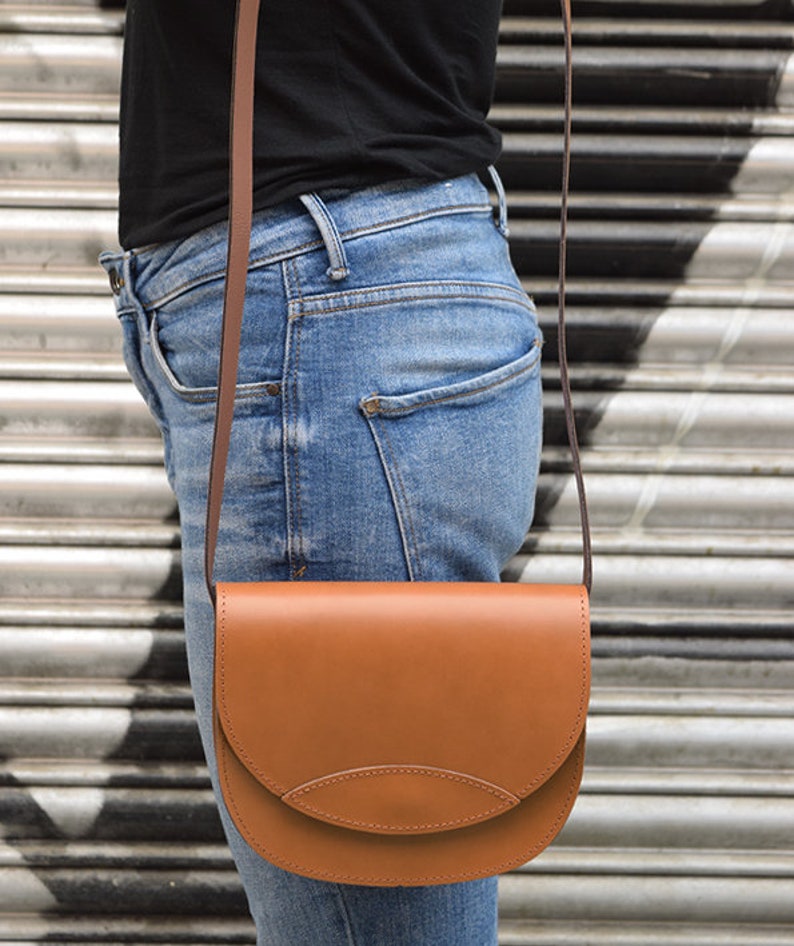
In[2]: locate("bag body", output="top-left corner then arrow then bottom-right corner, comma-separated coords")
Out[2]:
215,582 -> 589,886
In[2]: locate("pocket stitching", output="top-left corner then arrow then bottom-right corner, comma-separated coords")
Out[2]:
291,280 -> 534,319
363,337 -> 542,418
150,311 -> 276,403
362,413 -> 422,581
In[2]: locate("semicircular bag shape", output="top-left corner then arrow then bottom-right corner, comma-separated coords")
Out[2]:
214,581 -> 590,886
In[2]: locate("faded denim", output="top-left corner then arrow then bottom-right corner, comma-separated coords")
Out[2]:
100,169 -> 542,945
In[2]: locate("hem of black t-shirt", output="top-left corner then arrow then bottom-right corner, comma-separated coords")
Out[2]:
119,159 -> 498,252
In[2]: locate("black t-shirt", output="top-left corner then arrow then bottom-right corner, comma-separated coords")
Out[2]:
118,0 -> 503,249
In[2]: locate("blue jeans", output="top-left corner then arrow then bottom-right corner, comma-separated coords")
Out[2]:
100,170 -> 542,945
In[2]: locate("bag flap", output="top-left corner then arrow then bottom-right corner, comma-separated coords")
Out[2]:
215,582 -> 589,835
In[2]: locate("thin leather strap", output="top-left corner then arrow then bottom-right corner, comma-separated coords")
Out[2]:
558,0 -> 592,592
205,0 -> 592,596
203,0 -> 261,602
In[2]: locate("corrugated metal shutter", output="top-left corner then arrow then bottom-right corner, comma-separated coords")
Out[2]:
0,0 -> 792,943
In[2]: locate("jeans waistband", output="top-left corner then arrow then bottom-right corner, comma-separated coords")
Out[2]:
99,168 -> 507,312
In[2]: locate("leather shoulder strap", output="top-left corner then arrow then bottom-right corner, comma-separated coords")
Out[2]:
203,0 -> 261,602
558,0 -> 592,592
205,0 -> 592,597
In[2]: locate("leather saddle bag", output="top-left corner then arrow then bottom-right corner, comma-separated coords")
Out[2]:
207,0 -> 591,886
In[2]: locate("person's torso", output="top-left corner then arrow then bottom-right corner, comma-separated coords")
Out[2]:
118,0 -> 503,249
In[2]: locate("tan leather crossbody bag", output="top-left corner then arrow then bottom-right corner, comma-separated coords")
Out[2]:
206,0 -> 591,886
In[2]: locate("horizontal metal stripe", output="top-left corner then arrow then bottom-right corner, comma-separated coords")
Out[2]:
498,873 -> 794,923
2,707 -> 792,767
0,627 -> 186,681
7,130 -> 794,194
4,385 -> 794,448
3,680 -> 790,717
0,181 -> 118,208
514,554 -> 794,608
521,848 -> 794,877
491,102 -> 794,136
499,137 -> 794,194
0,7 -> 123,35
591,610 -> 794,638
0,208 -> 119,265
499,16 -> 794,48
0,682 -> 193,708
528,530 -> 794,558
4,758 -> 794,796
0,546 -> 180,599
0,866 -> 246,915
508,219 -> 794,280
0,35 -> 122,95
1,34 -> 787,103
499,920 -> 794,946
0,353 -> 126,380
0,293 -> 118,349
0,841 -> 232,870
0,598 -> 182,629
545,389 -> 794,449
5,523 -> 791,561
495,47 -> 792,109
0,437 -> 165,465
1,624 -> 790,683
0,380 -> 159,439
590,688 -> 794,717
0,89 -> 120,121
510,191 -> 794,223
0,707 -> 202,762
0,521 -> 178,548
2,296 -> 792,367
0,464 -> 174,520
6,465 -> 794,532
605,638 -> 794,669
0,868 -> 792,922
537,475 -> 794,530
547,365 -> 794,394
6,354 -> 791,391
541,447 -> 794,476
2,840 -> 792,878
6,358 -> 788,391
0,787 -> 792,845
584,767 -> 794,796
0,123 -> 118,181
585,717 -> 794,769
0,914 -> 255,945
3,545 -> 792,606
527,278 -> 794,307
7,354 -> 794,394
0,265 -> 113,295
2,440 -> 787,477
0,761 -> 209,789
8,209 -> 794,280
540,306 -> 794,367
0,787 -> 220,842
3,265 -> 793,307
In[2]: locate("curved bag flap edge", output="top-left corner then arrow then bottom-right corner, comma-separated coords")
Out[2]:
215,721 -> 588,886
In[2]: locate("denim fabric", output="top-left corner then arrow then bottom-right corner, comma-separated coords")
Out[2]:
100,170 -> 542,945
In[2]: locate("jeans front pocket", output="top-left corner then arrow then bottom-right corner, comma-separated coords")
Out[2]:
148,267 -> 286,401
116,305 -> 169,434
359,334 -> 543,582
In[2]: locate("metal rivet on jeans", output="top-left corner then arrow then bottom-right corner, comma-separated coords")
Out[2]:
108,268 -> 125,295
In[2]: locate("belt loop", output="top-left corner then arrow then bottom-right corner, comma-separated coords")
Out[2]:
299,193 -> 350,281
486,165 -> 510,238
